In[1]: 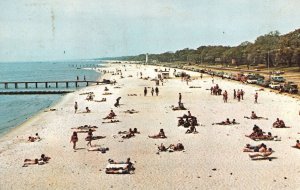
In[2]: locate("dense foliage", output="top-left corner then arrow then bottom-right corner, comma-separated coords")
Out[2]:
118,29 -> 300,68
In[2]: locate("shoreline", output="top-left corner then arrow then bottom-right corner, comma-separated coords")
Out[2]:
1,62 -> 300,189
0,66 -> 105,141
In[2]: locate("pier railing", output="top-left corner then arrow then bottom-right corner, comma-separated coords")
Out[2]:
0,80 -> 103,89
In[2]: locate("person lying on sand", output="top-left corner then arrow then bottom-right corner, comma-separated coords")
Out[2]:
148,129 -> 167,139
28,133 -> 41,142
86,93 -> 94,101
212,118 -> 231,125
102,92 -> 112,95
94,98 -> 106,102
186,125 -> 198,134
73,128 -> 96,133
102,120 -> 120,124
23,158 -> 39,167
158,143 -> 185,152
88,147 -> 109,153
178,117 -> 184,126
244,111 -> 268,120
249,148 -> 273,159
103,110 -> 116,119
85,136 -> 106,141
243,143 -> 267,152
72,125 -> 98,130
273,118 -> 287,128
124,109 -> 139,114
127,94 -> 137,96
39,154 -> 51,162
106,158 -> 135,174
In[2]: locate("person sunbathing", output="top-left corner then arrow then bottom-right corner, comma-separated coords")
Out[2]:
102,119 -> 120,124
212,118 -> 231,125
168,143 -> 185,151
148,129 -> 167,139
120,128 -> 135,139
103,110 -> 116,119
95,98 -> 106,102
73,125 -> 98,130
104,87 -> 109,91
186,125 -> 197,134
273,118 -> 286,128
249,148 -> 273,159
292,140 -> 300,149
39,154 -> 51,163
85,107 -> 91,113
133,128 -> 140,134
243,143 -> 262,152
23,158 -> 39,167
157,143 -> 168,151
244,111 -> 268,120
178,118 -> 184,126
124,109 -> 139,114
88,147 -> 109,153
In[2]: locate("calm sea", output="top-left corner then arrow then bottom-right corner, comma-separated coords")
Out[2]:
0,60 -> 102,136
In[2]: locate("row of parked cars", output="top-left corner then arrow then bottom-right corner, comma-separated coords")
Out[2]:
169,65 -> 298,94
204,70 -> 298,94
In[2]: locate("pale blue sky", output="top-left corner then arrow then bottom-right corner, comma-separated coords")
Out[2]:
0,0 -> 300,62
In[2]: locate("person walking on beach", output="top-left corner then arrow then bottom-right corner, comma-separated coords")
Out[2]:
155,87 -> 159,96
237,90 -> 241,102
241,89 -> 244,100
254,92 -> 258,103
223,90 -> 228,103
74,102 -> 78,113
179,93 -> 182,103
86,129 -> 93,147
70,132 -> 78,150
144,87 -> 147,96
151,88 -> 154,96
233,89 -> 236,99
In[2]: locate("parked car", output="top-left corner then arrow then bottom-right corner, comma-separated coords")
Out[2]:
272,70 -> 285,75
247,75 -> 258,84
269,82 -> 281,89
257,79 -> 271,87
271,76 -> 285,82
223,73 -> 231,79
283,82 -> 298,94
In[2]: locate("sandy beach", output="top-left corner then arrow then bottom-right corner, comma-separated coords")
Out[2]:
1,63 -> 300,190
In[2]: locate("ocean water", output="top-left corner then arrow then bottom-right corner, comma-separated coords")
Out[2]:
0,60 -> 102,136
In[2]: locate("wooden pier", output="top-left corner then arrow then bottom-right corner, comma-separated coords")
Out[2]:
0,91 -> 74,95
0,80 -> 103,89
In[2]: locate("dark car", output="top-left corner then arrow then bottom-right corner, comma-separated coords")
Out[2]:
283,82 -> 298,94
257,79 -> 271,87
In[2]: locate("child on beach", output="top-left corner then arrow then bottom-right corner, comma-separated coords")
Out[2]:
70,132 -> 78,150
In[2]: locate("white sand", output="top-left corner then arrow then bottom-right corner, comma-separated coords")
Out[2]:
0,63 -> 300,190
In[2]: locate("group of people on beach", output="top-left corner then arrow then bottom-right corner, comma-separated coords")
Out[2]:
144,87 -> 159,96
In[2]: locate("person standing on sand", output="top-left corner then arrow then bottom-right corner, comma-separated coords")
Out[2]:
155,87 -> 159,96
254,92 -> 258,103
151,88 -> 154,96
241,89 -> 244,100
233,89 -> 236,99
70,132 -> 78,150
74,102 -> 78,113
144,87 -> 147,96
86,129 -> 93,147
179,93 -> 182,103
200,73 -> 203,79
223,90 -> 228,103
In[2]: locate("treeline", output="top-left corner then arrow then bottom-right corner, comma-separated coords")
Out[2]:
119,29 -> 300,68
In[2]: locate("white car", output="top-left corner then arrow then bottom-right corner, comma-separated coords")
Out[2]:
269,82 -> 281,89
247,78 -> 258,84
